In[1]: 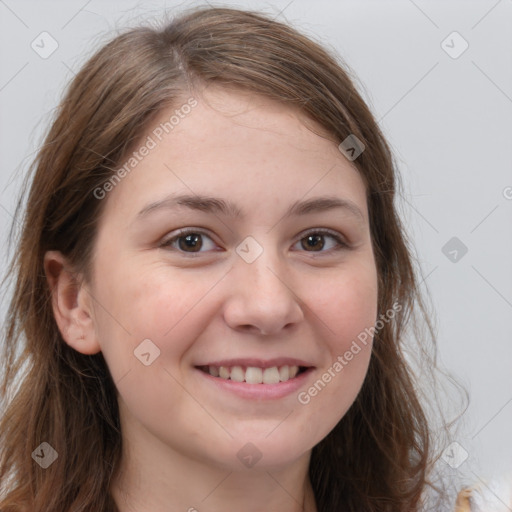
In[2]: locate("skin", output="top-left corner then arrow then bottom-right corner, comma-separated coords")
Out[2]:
44,85 -> 379,512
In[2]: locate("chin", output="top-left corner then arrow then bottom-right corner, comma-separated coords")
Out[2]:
207,433 -> 315,472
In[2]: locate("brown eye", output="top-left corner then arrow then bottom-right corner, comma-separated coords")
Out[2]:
178,233 -> 203,252
302,234 -> 325,251
294,229 -> 348,253
160,229 -> 217,254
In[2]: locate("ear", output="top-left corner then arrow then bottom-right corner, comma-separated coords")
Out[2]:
44,250 -> 101,355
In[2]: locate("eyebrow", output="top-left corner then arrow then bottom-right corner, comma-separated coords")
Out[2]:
136,194 -> 366,223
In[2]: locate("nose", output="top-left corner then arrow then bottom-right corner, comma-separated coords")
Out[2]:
222,246 -> 304,336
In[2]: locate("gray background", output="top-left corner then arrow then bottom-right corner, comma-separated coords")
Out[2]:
1,0 -> 511,499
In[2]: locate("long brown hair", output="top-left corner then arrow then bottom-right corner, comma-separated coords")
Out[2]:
0,5 -> 460,511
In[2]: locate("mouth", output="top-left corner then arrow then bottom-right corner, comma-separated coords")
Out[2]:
193,358 -> 315,400
196,364 -> 310,384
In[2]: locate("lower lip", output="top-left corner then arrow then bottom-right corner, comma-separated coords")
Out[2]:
195,367 -> 315,400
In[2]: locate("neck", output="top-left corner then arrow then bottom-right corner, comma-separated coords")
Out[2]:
111,422 -> 318,512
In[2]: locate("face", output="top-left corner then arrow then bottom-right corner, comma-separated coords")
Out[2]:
75,86 -> 378,471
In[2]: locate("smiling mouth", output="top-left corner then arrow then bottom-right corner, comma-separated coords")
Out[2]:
196,365 -> 310,384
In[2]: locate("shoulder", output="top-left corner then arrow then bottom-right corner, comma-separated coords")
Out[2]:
455,474 -> 512,512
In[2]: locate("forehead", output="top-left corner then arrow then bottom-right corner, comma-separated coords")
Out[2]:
98,85 -> 368,226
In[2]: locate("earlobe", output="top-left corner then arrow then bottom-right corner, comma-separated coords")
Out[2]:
43,250 -> 101,355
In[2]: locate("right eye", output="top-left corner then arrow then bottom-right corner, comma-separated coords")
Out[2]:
159,228 -> 219,255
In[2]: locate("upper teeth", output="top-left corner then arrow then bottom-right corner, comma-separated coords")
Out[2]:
207,365 -> 300,384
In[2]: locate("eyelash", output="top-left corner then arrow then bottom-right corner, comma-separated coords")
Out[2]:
159,228 -> 349,256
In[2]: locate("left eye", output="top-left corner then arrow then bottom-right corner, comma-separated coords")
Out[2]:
293,230 -> 347,253
160,228 -> 347,254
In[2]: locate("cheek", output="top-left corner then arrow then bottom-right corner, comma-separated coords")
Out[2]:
90,266 -> 218,426
293,299 -> 376,446
90,260 -> 218,381
299,260 -> 378,412
314,260 -> 378,351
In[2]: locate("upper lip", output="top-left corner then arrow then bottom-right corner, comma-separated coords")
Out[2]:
195,357 -> 314,369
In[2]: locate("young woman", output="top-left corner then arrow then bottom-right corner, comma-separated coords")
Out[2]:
0,5 -> 475,511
